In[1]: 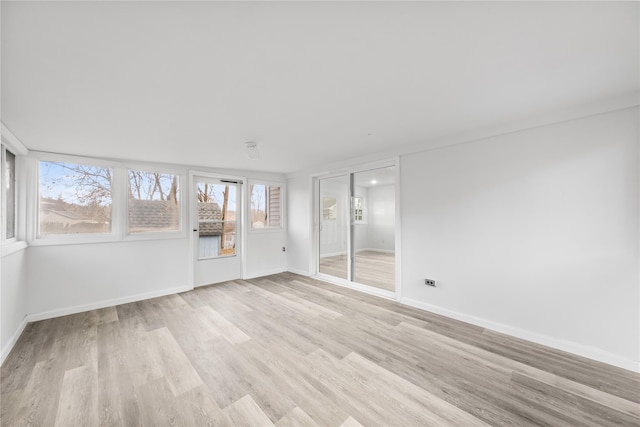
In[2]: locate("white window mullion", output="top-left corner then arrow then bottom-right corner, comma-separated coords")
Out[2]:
110,165 -> 127,240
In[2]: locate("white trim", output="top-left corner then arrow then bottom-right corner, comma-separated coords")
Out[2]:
122,163 -> 187,240
314,273 -> 396,301
287,268 -> 311,277
394,156 -> 402,301
312,158 -> 400,298
285,93 -> 640,180
354,248 -> 394,254
0,317 -> 29,366
1,145 -> 19,242
31,152 -> 119,244
401,297 -> 640,373
0,123 -> 29,156
1,241 -> 28,257
27,284 -> 192,323
189,170 -> 246,287
247,178 -> 286,233
319,251 -> 348,258
311,175 -> 320,276
244,268 -> 287,280
30,152 -> 190,245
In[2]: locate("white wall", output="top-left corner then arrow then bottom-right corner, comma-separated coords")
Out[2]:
1,248 -> 28,361
287,175 -> 312,275
21,156 -> 288,318
287,106 -> 639,371
27,239 -> 190,318
319,178 -> 349,256
401,107 -> 639,370
245,231 -> 287,278
352,185 -> 369,251
367,184 -> 395,252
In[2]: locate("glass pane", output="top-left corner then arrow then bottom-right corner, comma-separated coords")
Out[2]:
39,161 -> 112,235
353,166 -> 396,291
197,182 -> 236,258
128,170 -> 180,233
250,184 -> 281,229
319,175 -> 349,279
4,149 -> 15,239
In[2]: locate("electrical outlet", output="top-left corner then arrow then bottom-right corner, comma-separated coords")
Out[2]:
425,279 -> 436,287
282,246 -> 286,252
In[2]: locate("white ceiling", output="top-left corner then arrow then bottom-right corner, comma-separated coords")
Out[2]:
1,1 -> 638,174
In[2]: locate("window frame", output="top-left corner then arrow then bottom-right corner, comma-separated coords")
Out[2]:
33,153 -> 119,244
30,153 -> 188,246
195,177 -> 240,259
1,145 -> 17,243
248,179 -> 285,233
1,127 -> 28,256
124,164 -> 186,240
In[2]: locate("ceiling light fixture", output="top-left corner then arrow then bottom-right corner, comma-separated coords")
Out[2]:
245,141 -> 259,160
371,180 -> 377,185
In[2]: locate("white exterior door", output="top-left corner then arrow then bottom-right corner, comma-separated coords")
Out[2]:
192,175 -> 242,286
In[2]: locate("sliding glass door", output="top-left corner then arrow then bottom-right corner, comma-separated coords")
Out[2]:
352,167 -> 396,291
317,166 -> 396,294
319,175 -> 349,279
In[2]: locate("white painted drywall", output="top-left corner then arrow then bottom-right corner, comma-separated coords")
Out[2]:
286,176 -> 312,275
401,107 -> 639,369
27,239 -> 191,317
287,106 -> 639,370
353,186 -> 370,251
319,177 -> 349,257
367,184 -> 395,252
245,231 -> 287,278
1,248 -> 28,360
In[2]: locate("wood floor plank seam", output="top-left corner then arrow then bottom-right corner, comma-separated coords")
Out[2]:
2,273 -> 639,427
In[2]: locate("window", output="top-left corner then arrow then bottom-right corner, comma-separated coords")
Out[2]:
197,181 -> 237,258
128,170 -> 180,233
2,146 -> 16,240
38,160 -> 113,236
250,183 -> 282,229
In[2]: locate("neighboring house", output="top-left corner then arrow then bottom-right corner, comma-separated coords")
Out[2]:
198,202 -> 236,256
267,186 -> 281,227
39,200 -> 109,234
198,202 -> 223,236
129,199 -> 179,232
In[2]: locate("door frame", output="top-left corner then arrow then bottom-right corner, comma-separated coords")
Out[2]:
188,170 -> 247,288
312,157 -> 401,301
317,172 -> 352,284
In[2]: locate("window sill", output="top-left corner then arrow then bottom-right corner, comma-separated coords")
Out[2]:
249,227 -> 284,234
28,235 -> 120,247
1,241 -> 28,257
123,230 -> 187,242
29,231 -> 188,247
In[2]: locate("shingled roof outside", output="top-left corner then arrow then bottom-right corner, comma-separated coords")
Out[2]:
129,199 -> 179,232
198,202 -> 223,236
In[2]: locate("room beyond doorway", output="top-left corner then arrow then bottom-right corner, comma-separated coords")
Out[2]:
317,163 -> 397,296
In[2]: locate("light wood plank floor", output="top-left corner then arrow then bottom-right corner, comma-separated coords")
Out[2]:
320,251 -> 395,291
2,273 -> 639,426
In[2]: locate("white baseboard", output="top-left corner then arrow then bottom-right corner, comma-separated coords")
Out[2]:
244,268 -> 287,280
27,284 -> 193,323
1,316 -> 28,366
286,268 -> 311,276
314,273 -> 396,301
401,297 -> 640,373
319,251 -> 347,258
355,248 -> 395,254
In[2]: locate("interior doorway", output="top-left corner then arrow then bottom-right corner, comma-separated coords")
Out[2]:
317,164 -> 397,296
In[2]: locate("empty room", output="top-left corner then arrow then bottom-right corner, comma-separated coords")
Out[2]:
1,1 -> 638,426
